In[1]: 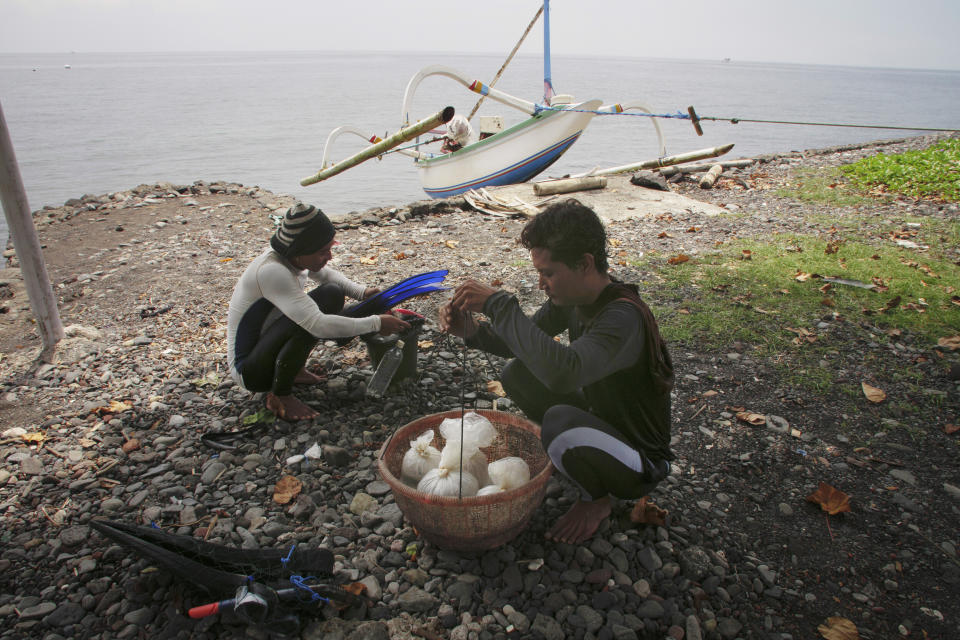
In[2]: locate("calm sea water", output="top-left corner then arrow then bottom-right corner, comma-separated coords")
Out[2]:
1,51 -> 958,247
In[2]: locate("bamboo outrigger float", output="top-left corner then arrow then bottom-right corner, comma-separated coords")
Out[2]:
301,1 -> 733,198
301,107 -> 454,187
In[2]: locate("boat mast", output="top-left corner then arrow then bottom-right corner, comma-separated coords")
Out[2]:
543,0 -> 555,105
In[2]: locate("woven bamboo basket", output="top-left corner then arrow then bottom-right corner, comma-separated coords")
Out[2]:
378,409 -> 552,552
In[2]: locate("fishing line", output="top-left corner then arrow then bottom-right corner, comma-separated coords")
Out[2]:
382,106 -> 955,163
535,104 -> 958,133
458,318 -> 467,500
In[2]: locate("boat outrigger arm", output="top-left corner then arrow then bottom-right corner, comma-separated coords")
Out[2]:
300,106 -> 454,186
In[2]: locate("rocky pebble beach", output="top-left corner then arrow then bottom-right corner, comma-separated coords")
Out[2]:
1,134 -> 958,639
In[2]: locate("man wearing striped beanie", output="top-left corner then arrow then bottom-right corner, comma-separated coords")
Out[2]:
226,203 -> 409,420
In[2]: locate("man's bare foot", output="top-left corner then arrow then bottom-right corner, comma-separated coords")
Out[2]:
545,496 -> 611,544
294,367 -> 326,385
266,392 -> 318,421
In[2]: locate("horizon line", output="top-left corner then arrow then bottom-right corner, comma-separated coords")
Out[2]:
1,49 -> 958,74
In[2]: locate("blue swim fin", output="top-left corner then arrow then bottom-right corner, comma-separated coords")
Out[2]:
343,270 -> 448,317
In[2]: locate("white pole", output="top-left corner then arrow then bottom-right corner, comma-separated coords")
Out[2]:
0,100 -> 64,361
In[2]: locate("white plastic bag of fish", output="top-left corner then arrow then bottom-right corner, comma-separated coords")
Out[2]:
438,411 -> 497,449
462,447 -> 490,487
476,456 -> 530,495
438,428 -> 491,486
416,440 -> 479,497
400,429 -> 441,486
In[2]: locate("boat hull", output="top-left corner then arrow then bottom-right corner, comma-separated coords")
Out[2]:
417,100 -> 601,198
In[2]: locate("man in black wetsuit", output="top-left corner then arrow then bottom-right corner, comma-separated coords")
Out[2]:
440,199 -> 674,544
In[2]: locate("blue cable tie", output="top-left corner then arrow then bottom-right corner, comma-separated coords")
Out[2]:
289,575 -> 331,604
281,544 -> 296,568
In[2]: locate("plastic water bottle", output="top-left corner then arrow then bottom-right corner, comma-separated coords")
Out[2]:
367,339 -> 404,398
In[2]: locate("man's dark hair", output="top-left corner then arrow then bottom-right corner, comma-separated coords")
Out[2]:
520,199 -> 608,272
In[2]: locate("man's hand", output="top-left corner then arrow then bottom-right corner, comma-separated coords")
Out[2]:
363,287 -> 381,300
378,313 -> 410,336
439,302 -> 478,339
451,279 -> 498,314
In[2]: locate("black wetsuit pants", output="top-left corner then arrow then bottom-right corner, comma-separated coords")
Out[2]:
236,284 -> 344,396
501,359 -> 669,501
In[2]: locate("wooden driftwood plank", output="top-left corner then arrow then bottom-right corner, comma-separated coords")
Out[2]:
699,164 -> 723,189
573,143 -> 734,178
533,176 -> 606,196
660,159 -> 754,177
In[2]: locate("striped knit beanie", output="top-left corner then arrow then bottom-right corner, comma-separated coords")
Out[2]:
270,203 -> 336,258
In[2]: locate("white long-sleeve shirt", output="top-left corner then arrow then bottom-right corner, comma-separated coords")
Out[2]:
226,249 -> 380,388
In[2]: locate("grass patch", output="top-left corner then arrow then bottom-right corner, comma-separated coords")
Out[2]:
640,235 -> 960,354
840,138 -> 960,202
776,167 -> 877,206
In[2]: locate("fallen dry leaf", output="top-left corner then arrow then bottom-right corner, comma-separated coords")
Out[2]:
806,482 -> 851,515
418,340 -> 434,349
272,475 -> 303,505
359,256 -> 377,265
787,326 -> 817,345
944,424 -> 959,435
740,249 -> 752,260
701,390 -> 719,398
667,254 -> 690,265
219,257 -> 233,263
92,400 -> 133,416
630,497 -> 668,526
937,335 -> 960,351
444,240 -> 459,249
861,382 -> 886,403
657,231 -> 673,239
817,616 -> 860,640
486,380 -> 506,397
736,411 -> 766,426
22,432 -> 46,444
121,438 -> 140,454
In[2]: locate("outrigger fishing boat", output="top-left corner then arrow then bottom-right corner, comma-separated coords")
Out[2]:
301,1 -> 729,197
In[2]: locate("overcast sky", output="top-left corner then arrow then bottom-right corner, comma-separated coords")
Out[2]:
2,0 -> 959,70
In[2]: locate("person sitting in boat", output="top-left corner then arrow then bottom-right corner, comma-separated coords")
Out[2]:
440,114 -> 477,153
226,203 -> 409,421
439,199 -> 674,544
